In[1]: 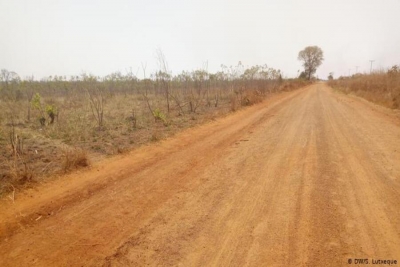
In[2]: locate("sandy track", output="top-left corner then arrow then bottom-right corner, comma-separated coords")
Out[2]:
1,83 -> 400,266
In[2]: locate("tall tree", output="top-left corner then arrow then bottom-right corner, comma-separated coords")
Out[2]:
298,46 -> 324,80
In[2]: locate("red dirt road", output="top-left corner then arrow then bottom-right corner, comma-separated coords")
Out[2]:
1,84 -> 400,266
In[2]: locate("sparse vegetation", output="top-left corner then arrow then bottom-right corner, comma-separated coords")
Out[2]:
328,65 -> 400,109
0,63 -> 308,196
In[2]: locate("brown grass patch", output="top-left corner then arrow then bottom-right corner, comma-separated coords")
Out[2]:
62,147 -> 90,173
328,66 -> 400,109
0,71 -> 307,194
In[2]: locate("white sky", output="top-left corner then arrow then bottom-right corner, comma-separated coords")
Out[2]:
1,0 -> 400,79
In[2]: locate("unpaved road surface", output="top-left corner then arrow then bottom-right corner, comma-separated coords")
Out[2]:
1,83 -> 400,266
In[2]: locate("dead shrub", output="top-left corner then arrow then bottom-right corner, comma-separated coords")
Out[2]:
150,129 -> 162,142
116,146 -> 127,154
62,147 -> 90,173
230,96 -> 239,111
280,79 -> 310,91
6,160 -> 33,184
241,90 -> 263,106
0,158 -> 34,197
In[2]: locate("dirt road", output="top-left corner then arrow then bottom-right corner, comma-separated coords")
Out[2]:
1,83 -> 400,266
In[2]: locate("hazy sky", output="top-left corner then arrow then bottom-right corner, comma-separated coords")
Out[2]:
1,0 -> 400,79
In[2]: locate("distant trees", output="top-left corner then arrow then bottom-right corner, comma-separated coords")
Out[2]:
328,72 -> 334,80
0,69 -> 21,101
0,69 -> 20,88
388,65 -> 399,77
0,61 -> 288,130
298,46 -> 324,80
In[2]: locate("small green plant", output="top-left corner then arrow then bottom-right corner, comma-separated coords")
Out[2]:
31,93 -> 46,125
31,93 -> 42,110
153,108 -> 167,124
45,104 -> 57,124
31,93 -> 58,125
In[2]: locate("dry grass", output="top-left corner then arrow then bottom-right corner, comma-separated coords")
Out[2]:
328,66 -> 400,109
280,79 -> 311,91
0,67 -> 309,192
241,90 -> 264,106
8,160 -> 33,184
0,156 -> 34,197
62,147 -> 90,173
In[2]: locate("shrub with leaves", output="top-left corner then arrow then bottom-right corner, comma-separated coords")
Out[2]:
31,93 -> 46,125
45,104 -> 57,124
31,93 -> 58,125
153,108 -> 167,124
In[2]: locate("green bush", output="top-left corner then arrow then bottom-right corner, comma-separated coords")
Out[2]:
153,108 -> 167,124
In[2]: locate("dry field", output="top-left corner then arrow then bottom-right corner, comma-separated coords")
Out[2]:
328,65 -> 400,109
0,66 -> 308,196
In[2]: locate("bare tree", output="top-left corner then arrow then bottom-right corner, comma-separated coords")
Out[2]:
156,49 -> 171,113
189,69 -> 208,113
298,46 -> 324,80
83,74 -> 105,129
22,76 -> 36,122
